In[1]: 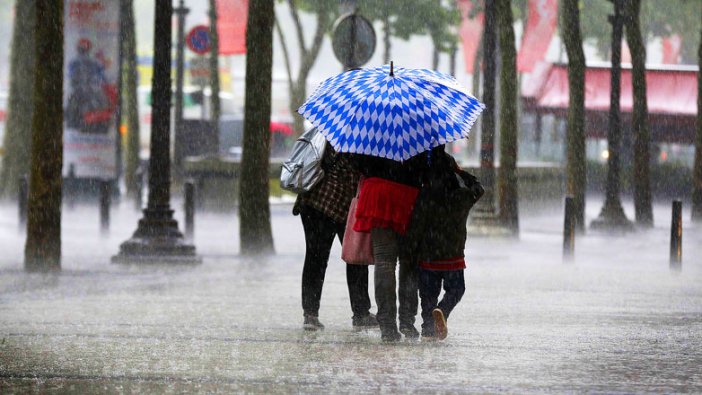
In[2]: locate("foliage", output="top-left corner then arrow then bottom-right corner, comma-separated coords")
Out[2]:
580,0 -> 702,63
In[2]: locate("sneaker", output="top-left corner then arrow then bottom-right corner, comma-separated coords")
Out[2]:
303,314 -> 325,331
432,308 -> 447,340
399,324 -> 420,339
352,313 -> 378,330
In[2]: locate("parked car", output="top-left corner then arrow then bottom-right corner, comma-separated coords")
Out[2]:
219,115 -> 294,160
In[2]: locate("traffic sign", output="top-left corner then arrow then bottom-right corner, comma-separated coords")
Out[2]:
189,56 -> 210,86
186,25 -> 212,55
332,13 -> 376,69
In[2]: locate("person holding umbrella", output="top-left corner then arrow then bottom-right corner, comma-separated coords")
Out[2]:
299,63 -> 484,342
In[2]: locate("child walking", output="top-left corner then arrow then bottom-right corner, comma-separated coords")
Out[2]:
407,149 -> 483,340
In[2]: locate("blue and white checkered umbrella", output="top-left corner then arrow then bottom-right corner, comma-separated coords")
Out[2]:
298,64 -> 485,162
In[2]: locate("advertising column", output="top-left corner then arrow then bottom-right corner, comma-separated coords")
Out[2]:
63,1 -> 120,180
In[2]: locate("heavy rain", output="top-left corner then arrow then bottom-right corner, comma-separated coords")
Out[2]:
0,0 -> 701,393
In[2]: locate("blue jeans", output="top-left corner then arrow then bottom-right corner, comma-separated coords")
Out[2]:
419,269 -> 465,335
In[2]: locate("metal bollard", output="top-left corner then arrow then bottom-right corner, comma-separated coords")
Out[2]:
184,181 -> 195,241
563,196 -> 575,262
135,168 -> 143,211
67,164 -> 76,209
100,180 -> 111,234
670,200 -> 682,271
18,175 -> 28,230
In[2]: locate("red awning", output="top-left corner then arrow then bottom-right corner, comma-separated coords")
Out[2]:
524,62 -> 698,116
216,0 -> 248,55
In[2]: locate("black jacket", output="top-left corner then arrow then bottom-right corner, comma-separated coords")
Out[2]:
405,152 -> 484,264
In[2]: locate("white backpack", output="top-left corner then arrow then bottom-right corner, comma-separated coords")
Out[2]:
280,126 -> 327,194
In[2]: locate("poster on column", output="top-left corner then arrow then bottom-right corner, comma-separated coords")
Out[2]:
63,0 -> 120,179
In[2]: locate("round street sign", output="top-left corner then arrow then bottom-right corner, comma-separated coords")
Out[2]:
186,25 -> 212,55
332,13 -> 376,69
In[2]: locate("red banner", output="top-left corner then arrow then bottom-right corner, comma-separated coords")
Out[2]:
517,0 -> 558,73
457,0 -> 484,74
662,35 -> 682,64
216,0 -> 248,55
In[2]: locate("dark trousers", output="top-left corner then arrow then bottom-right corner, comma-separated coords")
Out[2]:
300,207 -> 371,318
419,269 -> 465,333
371,228 -> 419,332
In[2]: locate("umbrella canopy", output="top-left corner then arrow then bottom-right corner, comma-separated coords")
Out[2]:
298,64 -> 485,161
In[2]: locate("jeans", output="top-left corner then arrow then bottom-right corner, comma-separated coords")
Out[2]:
300,207 -> 371,318
419,269 -> 465,334
371,228 -> 419,333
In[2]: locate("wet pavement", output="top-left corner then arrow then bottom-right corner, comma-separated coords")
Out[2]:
0,196 -> 701,393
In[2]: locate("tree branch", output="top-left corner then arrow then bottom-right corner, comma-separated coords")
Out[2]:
298,11 -> 329,81
287,0 -> 307,57
274,14 -> 294,99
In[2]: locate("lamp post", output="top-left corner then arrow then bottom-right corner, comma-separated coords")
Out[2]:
174,0 -> 189,181
590,0 -> 633,232
113,0 -> 200,264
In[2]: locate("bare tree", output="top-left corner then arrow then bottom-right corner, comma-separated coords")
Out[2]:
562,0 -> 587,232
496,0 -> 519,235
275,1 -> 334,135
625,0 -> 653,227
25,0 -> 63,271
240,0 -> 275,254
0,0 -> 36,199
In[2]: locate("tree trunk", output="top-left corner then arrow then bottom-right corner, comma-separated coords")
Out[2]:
693,19 -> 702,222
471,31 -> 484,156
240,0 -> 275,255
478,0 -> 496,211
209,0 -> 221,141
122,0 -> 140,198
0,0 -> 36,199
25,0 -> 63,271
496,0 -> 519,235
625,0 -> 653,227
432,44 -> 440,70
561,0 -> 587,233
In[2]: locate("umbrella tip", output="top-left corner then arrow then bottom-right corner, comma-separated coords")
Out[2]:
390,61 -> 394,77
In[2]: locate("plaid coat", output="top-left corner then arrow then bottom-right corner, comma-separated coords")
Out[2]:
293,145 -> 360,224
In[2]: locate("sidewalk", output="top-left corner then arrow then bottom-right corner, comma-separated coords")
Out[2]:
0,198 -> 701,393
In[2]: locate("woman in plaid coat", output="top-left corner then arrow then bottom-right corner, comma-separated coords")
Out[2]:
293,144 -> 377,331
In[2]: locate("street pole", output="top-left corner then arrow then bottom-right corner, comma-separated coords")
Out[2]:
174,0 -> 189,181
113,0 -> 200,264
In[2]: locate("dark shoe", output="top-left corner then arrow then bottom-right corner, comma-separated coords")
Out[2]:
400,324 -> 420,339
303,314 -> 324,331
380,327 -> 401,342
432,308 -> 447,340
421,326 -> 436,341
352,313 -> 378,330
